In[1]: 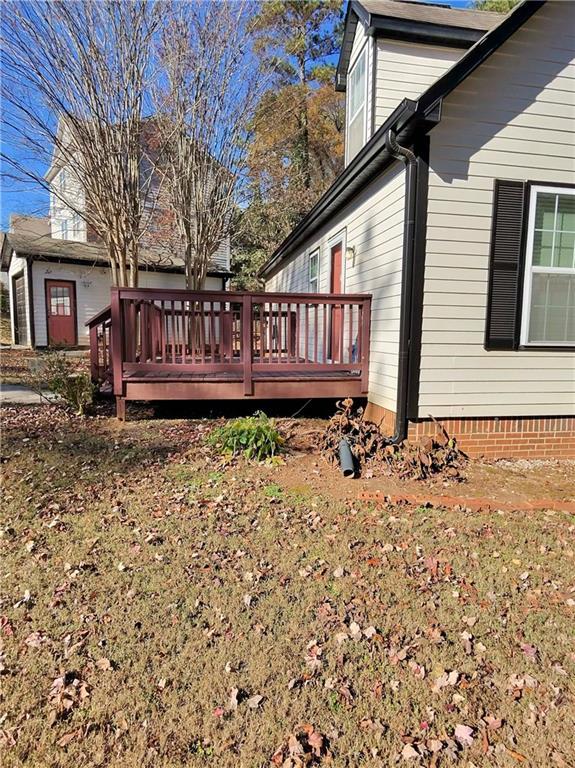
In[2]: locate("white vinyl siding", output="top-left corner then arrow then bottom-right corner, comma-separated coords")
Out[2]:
266,162 -> 406,413
30,263 -> 217,347
211,236 -> 231,271
421,1 -> 575,417
374,40 -> 461,128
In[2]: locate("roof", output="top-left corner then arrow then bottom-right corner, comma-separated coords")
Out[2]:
358,0 -> 502,32
336,0 -> 502,90
261,0 -> 545,279
0,232 -> 233,277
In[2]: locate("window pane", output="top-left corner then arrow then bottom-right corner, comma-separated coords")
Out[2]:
555,230 -> 575,269
349,52 -> 365,116
557,193 -> 575,232
528,273 -> 575,343
347,109 -> 365,161
532,230 -> 554,266
534,192 -> 556,230
309,253 -> 318,281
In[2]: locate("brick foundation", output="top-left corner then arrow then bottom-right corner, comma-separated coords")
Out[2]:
364,402 -> 575,459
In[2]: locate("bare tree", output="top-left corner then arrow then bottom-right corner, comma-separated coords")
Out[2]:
1,0 -> 160,286
154,1 -> 265,290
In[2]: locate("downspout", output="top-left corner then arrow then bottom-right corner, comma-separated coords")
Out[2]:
384,129 -> 417,444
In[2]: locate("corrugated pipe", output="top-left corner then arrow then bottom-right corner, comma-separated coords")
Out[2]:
384,129 -> 418,444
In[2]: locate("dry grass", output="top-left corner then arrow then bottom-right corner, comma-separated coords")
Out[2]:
1,407 -> 574,767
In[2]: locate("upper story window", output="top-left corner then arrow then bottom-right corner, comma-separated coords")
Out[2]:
346,46 -> 367,163
521,186 -> 575,345
59,168 -> 68,193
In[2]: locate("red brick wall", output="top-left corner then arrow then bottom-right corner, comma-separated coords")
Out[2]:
365,402 -> 575,459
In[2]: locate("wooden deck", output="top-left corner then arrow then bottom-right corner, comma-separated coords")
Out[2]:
87,288 -> 371,418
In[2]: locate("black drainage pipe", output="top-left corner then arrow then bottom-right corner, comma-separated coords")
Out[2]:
339,438 -> 355,478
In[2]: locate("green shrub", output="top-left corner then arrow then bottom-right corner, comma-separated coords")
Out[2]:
207,411 -> 284,461
28,352 -> 95,415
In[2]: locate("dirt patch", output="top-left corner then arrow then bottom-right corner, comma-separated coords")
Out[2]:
266,419 -> 575,507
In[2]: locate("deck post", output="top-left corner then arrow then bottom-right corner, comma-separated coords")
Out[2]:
242,294 -> 253,395
110,288 -> 124,398
89,324 -> 100,383
115,396 -> 126,421
361,296 -> 371,393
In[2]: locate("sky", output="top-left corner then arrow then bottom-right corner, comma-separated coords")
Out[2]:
0,0 -> 477,232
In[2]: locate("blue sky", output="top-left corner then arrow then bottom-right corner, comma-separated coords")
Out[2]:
0,0 -> 475,231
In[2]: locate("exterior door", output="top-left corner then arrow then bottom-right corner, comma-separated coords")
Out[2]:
13,274 -> 29,346
330,241 -> 343,361
46,280 -> 77,347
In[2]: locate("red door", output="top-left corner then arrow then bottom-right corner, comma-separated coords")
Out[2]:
46,280 -> 77,346
330,242 -> 343,361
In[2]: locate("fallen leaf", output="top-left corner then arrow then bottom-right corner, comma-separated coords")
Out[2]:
454,724 -> 474,747
246,694 -> 263,709
228,687 -> 239,711
402,743 -> 420,760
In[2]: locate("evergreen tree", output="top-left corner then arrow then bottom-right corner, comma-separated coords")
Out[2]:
236,0 -> 344,281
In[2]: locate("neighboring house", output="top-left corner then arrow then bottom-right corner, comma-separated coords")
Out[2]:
0,232 -> 231,348
2,120 -> 232,348
46,118 -> 232,267
261,0 -> 575,458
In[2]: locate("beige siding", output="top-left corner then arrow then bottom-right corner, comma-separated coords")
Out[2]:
375,40 -> 461,128
266,162 -> 406,413
30,263 -> 215,347
421,1 -> 575,418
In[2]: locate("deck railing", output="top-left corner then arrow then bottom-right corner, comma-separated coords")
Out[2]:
87,287 -> 371,396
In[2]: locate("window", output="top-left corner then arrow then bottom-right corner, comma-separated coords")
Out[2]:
71,212 -> 81,238
522,186 -> 575,345
60,219 -> 69,239
346,47 -> 367,162
309,249 -> 319,292
50,286 -> 71,316
59,168 -> 67,193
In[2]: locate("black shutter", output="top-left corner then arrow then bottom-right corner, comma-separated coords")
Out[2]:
484,179 -> 527,350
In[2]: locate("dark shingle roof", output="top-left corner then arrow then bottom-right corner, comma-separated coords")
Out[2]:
357,0 -> 502,31
1,232 -> 232,276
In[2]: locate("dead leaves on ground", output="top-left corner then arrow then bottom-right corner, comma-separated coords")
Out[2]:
322,399 -> 467,481
271,724 -> 331,766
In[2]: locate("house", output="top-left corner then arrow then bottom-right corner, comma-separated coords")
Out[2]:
0,232 -> 231,348
260,0 -> 575,458
2,120 -> 232,348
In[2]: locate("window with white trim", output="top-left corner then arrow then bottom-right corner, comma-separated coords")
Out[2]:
346,47 -> 367,162
522,186 -> 575,345
309,249 -> 319,292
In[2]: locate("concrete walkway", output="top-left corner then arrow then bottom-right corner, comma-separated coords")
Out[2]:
0,384 -> 59,405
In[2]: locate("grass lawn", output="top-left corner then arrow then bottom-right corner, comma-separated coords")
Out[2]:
1,406 -> 574,767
